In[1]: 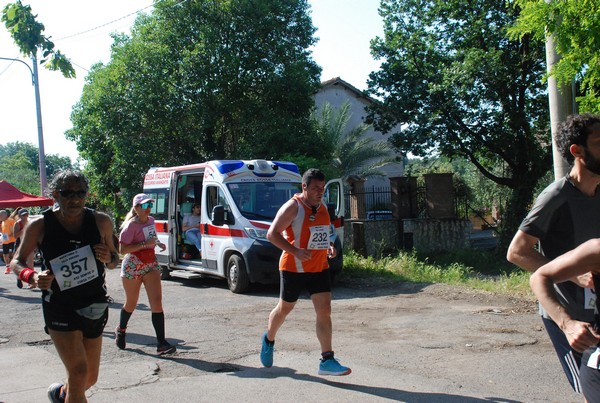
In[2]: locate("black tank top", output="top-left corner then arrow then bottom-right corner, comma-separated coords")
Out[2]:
40,208 -> 107,309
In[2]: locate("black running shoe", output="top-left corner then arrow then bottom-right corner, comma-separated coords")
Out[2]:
115,327 -> 126,350
157,340 -> 176,355
47,382 -> 65,403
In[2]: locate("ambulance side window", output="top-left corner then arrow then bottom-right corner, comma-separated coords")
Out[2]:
145,190 -> 168,220
206,186 -> 231,214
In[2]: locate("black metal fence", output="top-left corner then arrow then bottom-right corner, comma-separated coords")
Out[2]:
344,184 -> 470,220
343,186 -> 392,218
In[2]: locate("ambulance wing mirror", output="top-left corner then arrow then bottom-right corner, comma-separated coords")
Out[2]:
212,205 -> 225,226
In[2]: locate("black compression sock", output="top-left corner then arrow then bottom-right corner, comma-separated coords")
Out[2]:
321,351 -> 334,361
152,312 -> 166,343
119,309 -> 132,330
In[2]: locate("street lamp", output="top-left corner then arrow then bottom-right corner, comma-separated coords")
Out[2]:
0,55 -> 48,196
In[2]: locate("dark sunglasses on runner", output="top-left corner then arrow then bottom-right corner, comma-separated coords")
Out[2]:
58,189 -> 87,199
139,202 -> 154,209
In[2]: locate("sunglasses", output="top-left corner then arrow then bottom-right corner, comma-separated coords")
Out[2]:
58,189 -> 87,199
139,202 -> 154,209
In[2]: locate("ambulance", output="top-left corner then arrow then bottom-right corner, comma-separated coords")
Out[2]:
142,159 -> 345,293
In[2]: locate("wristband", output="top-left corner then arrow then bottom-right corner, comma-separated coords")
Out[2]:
19,268 -> 36,284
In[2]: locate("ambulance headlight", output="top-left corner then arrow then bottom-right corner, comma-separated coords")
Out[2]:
245,227 -> 268,240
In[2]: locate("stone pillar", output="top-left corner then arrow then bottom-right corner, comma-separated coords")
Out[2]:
424,173 -> 455,218
352,222 -> 367,257
389,176 -> 418,219
347,175 -> 366,219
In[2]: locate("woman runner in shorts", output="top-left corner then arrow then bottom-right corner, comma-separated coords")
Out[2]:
116,193 -> 176,355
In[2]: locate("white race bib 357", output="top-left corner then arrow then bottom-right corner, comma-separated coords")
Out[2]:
50,245 -> 99,291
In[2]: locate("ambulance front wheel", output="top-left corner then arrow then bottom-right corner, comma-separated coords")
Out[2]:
227,254 -> 250,294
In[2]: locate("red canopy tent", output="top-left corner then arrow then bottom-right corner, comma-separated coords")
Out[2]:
0,181 -> 54,208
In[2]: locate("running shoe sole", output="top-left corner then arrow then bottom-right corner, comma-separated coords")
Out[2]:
318,367 -> 352,376
157,344 -> 177,355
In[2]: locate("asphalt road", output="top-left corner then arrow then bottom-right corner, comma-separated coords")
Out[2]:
0,260 -> 581,403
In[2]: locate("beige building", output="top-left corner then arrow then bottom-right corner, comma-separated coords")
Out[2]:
314,77 -> 404,190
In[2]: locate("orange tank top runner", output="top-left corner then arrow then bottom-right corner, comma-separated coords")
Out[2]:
279,194 -> 331,273
1,218 -> 16,243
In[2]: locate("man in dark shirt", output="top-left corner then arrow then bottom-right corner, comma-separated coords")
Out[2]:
507,114 -> 600,393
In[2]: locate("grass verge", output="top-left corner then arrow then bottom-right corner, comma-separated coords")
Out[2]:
342,249 -> 533,299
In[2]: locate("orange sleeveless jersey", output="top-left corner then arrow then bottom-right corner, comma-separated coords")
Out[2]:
279,194 -> 331,273
1,218 -> 16,243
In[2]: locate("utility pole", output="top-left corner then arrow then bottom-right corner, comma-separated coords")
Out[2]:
546,36 -> 575,180
545,1 -> 577,180
0,55 -> 47,195
31,53 -> 48,195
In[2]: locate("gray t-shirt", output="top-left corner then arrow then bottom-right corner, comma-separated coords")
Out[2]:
183,214 -> 202,229
520,175 -> 600,322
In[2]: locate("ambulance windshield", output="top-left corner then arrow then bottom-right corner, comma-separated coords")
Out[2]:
228,182 -> 301,220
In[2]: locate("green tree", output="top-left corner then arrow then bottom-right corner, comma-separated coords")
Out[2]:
67,0 -> 322,215
0,142 -> 74,195
2,1 -> 76,195
366,0 -> 551,248
509,0 -> 600,112
0,152 -> 38,195
2,1 -> 75,77
314,101 -> 397,181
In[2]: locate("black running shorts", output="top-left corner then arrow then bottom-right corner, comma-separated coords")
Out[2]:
542,316 -> 583,393
279,269 -> 331,303
42,301 -> 108,338
2,242 -> 15,255
580,348 -> 600,402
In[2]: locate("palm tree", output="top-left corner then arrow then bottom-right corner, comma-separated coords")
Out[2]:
314,101 -> 398,181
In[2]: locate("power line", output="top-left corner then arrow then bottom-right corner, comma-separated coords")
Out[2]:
1,0 -> 190,79
55,2 -> 156,42
71,61 -> 89,73
1,3 -> 154,79
54,0 -> 189,42
0,57 -> 18,77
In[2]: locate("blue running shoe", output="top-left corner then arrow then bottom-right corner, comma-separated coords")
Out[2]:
318,357 -> 351,376
260,332 -> 274,367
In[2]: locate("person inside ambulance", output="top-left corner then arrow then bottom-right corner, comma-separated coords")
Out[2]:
182,203 -> 202,255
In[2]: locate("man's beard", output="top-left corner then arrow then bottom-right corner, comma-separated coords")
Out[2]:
584,149 -> 600,176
